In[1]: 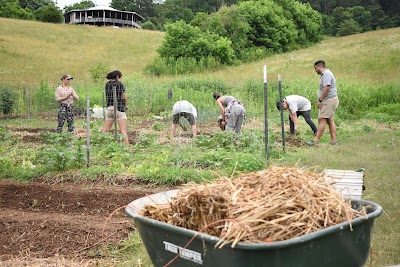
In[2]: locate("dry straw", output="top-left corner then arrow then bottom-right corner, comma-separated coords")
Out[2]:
142,166 -> 366,248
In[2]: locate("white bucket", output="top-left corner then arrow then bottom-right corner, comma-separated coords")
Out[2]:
91,107 -> 105,119
324,169 -> 364,200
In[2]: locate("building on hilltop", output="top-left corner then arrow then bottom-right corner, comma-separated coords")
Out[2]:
63,6 -> 144,29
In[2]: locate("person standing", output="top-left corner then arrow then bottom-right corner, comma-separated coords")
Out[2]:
102,70 -> 129,144
171,100 -> 199,137
213,92 -> 246,135
55,74 -> 79,133
306,60 -> 339,146
276,95 -> 317,135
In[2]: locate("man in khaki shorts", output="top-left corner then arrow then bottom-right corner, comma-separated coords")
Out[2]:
306,60 -> 339,146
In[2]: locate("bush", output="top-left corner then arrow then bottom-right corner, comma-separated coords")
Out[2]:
337,19 -> 362,36
141,21 -> 157,30
33,81 -> 56,112
238,0 -> 297,53
156,20 -> 235,65
0,87 -> 17,115
90,63 -> 110,83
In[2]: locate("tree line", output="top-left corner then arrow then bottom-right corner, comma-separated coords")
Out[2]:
0,0 -> 398,35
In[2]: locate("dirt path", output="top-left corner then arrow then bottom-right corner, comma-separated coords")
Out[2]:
0,181 -> 156,261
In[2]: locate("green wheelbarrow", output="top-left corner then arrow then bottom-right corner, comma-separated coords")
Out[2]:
126,190 -> 382,267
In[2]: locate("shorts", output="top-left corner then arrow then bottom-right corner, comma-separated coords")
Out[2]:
318,97 -> 339,119
172,112 -> 196,125
106,106 -> 127,121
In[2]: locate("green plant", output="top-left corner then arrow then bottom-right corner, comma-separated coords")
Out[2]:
0,127 -> 10,140
90,130 -> 116,145
134,133 -> 157,148
0,87 -> 17,115
41,131 -> 74,146
35,133 -> 86,171
33,81 -> 55,112
0,156 -> 45,181
90,63 -> 110,83
135,163 -> 213,185
363,124 -> 373,132
152,121 -> 165,131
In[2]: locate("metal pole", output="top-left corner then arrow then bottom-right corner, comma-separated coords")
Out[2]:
278,74 -> 285,153
263,65 -> 269,161
102,90 -> 105,120
113,85 -> 118,142
86,90 -> 90,168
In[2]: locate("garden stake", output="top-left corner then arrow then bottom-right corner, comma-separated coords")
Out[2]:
263,65 -> 269,160
278,73 -> 285,152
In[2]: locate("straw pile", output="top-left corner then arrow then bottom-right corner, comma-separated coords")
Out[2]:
142,166 -> 365,248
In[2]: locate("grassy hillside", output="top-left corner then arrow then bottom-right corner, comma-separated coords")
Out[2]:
0,17 -> 399,85
0,18 -> 164,84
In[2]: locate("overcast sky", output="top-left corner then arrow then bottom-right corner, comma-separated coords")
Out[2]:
56,0 -> 111,9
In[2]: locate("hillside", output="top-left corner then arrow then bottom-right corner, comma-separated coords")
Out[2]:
0,18 -> 164,84
0,17 -> 399,85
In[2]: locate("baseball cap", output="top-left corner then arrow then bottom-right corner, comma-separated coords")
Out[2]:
61,74 -> 73,80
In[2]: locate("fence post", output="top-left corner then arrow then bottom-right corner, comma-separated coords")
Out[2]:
263,65 -> 269,161
102,90 -> 105,120
278,74 -> 285,153
86,90 -> 91,168
113,85 -> 118,141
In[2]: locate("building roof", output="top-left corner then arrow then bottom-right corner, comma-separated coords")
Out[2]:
86,6 -> 118,11
65,6 -> 144,20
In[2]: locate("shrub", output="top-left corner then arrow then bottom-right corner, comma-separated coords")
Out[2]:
0,86 -> 17,115
238,0 -> 297,53
337,19 -> 362,36
33,81 -> 55,112
90,63 -> 110,83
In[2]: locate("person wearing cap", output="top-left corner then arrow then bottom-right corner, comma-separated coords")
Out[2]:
171,100 -> 199,137
55,74 -> 79,133
276,95 -> 317,135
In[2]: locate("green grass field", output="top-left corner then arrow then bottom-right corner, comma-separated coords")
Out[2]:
0,18 -> 399,266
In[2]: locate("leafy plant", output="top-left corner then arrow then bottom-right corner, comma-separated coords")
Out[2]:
0,86 -> 17,115
152,121 -> 165,131
90,63 -> 110,83
33,81 -> 55,112
134,133 -> 157,148
0,127 -> 10,140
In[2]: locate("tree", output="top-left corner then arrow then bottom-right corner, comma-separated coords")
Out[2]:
347,6 -> 371,32
111,0 -> 155,18
34,4 -> 62,22
331,6 -> 351,35
238,0 -> 297,52
336,19 -> 361,36
157,20 -> 235,64
274,0 -> 323,46
367,4 -> 390,29
0,0 -> 35,20
19,0 -> 54,11
191,6 -> 251,60
63,0 -> 95,13
160,0 -> 194,24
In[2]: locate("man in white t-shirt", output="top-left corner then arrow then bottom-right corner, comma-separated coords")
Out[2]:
171,100 -> 199,137
276,95 -> 317,135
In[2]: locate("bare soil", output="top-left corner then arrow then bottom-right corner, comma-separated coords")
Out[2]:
0,181 -> 156,261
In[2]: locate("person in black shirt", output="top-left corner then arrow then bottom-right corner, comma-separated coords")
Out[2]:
102,70 -> 129,144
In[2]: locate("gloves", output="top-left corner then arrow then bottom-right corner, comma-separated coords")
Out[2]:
218,118 -> 226,131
